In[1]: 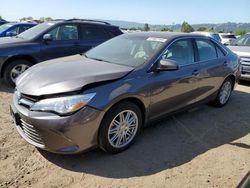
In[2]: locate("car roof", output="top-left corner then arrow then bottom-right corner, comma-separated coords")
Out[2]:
49,19 -> 118,28
219,33 -> 235,35
124,32 -> 210,40
4,22 -> 36,26
192,31 -> 219,35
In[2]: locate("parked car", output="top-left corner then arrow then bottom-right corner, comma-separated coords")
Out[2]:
0,19 -> 122,86
0,19 -> 7,26
192,31 -> 222,43
10,32 -> 240,154
219,33 -> 236,45
228,33 -> 250,80
0,22 -> 36,37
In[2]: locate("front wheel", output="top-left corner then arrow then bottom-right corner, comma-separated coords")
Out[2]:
3,60 -> 33,87
99,102 -> 142,154
212,78 -> 233,107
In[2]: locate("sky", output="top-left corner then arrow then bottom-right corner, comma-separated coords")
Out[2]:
0,0 -> 249,25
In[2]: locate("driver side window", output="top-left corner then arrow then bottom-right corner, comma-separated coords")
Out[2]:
162,39 -> 194,66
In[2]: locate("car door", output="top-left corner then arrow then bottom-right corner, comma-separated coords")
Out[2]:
78,25 -> 110,53
194,38 -> 228,102
40,24 -> 80,61
149,38 -> 200,120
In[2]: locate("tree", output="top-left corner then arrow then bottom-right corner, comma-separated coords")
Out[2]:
197,27 -> 207,31
129,27 -> 137,31
20,17 -> 34,22
39,17 -> 53,23
0,16 -> 2,20
181,21 -> 194,33
208,27 -> 215,32
235,28 -> 246,36
144,23 -> 150,31
161,27 -> 173,32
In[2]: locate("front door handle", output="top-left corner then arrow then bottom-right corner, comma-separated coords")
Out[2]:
192,70 -> 199,76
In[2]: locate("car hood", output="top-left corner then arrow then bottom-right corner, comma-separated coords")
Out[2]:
16,55 -> 134,96
228,46 -> 250,57
0,36 -> 28,47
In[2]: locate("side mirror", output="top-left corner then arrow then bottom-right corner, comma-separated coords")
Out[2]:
155,59 -> 179,72
43,34 -> 53,41
6,31 -> 17,37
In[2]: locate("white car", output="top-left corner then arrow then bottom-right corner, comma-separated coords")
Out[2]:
228,33 -> 250,80
219,33 -> 236,45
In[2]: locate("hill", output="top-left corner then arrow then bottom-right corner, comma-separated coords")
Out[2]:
104,20 -> 250,32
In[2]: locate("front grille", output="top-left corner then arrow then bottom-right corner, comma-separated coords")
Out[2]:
20,118 -> 44,146
241,56 -> 250,65
15,90 -> 37,109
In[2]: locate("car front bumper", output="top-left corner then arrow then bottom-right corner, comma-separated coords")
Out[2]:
10,93 -> 105,154
240,57 -> 250,81
240,64 -> 250,81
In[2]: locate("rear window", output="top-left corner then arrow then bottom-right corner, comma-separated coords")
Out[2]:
81,26 -> 109,40
216,46 -> 225,58
196,39 -> 217,61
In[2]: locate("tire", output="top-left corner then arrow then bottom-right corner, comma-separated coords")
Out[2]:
212,77 -> 233,107
99,101 -> 142,154
3,59 -> 33,87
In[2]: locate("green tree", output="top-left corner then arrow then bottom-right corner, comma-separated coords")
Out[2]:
235,28 -> 246,36
197,27 -> 207,31
0,16 -> 2,20
208,27 -> 215,32
39,17 -> 53,23
20,17 -> 33,22
144,23 -> 150,31
129,27 -> 137,31
161,27 -> 173,32
181,21 -> 194,33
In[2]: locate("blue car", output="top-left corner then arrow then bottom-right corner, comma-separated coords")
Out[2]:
0,22 -> 36,37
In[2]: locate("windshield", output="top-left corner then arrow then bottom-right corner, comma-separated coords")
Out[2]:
85,35 -> 165,67
232,34 -> 250,46
0,23 -> 14,33
18,22 -> 55,39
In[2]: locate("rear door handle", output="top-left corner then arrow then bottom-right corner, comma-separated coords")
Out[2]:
192,70 -> 199,76
223,61 -> 228,66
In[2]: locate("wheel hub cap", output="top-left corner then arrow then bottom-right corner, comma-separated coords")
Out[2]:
10,64 -> 30,83
108,110 -> 138,148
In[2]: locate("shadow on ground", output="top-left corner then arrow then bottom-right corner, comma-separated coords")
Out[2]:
0,79 -> 14,93
39,89 -> 250,179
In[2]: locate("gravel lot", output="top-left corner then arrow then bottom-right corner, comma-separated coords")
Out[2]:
0,79 -> 249,188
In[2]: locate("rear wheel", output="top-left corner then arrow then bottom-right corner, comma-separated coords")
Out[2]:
212,78 -> 233,107
99,102 -> 142,154
3,60 -> 33,87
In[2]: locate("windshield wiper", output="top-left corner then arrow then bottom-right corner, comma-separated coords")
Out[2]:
84,54 -> 115,64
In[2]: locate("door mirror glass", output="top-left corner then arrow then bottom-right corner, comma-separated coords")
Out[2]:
156,59 -> 179,71
43,34 -> 53,41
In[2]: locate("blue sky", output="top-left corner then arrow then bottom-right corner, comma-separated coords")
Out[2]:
0,0 -> 249,24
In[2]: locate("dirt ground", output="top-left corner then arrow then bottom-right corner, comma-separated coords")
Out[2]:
0,79 -> 249,188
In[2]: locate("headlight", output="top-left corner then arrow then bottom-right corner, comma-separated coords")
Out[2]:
30,93 -> 96,115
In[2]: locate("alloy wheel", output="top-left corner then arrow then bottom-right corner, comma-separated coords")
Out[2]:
108,110 -> 138,148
